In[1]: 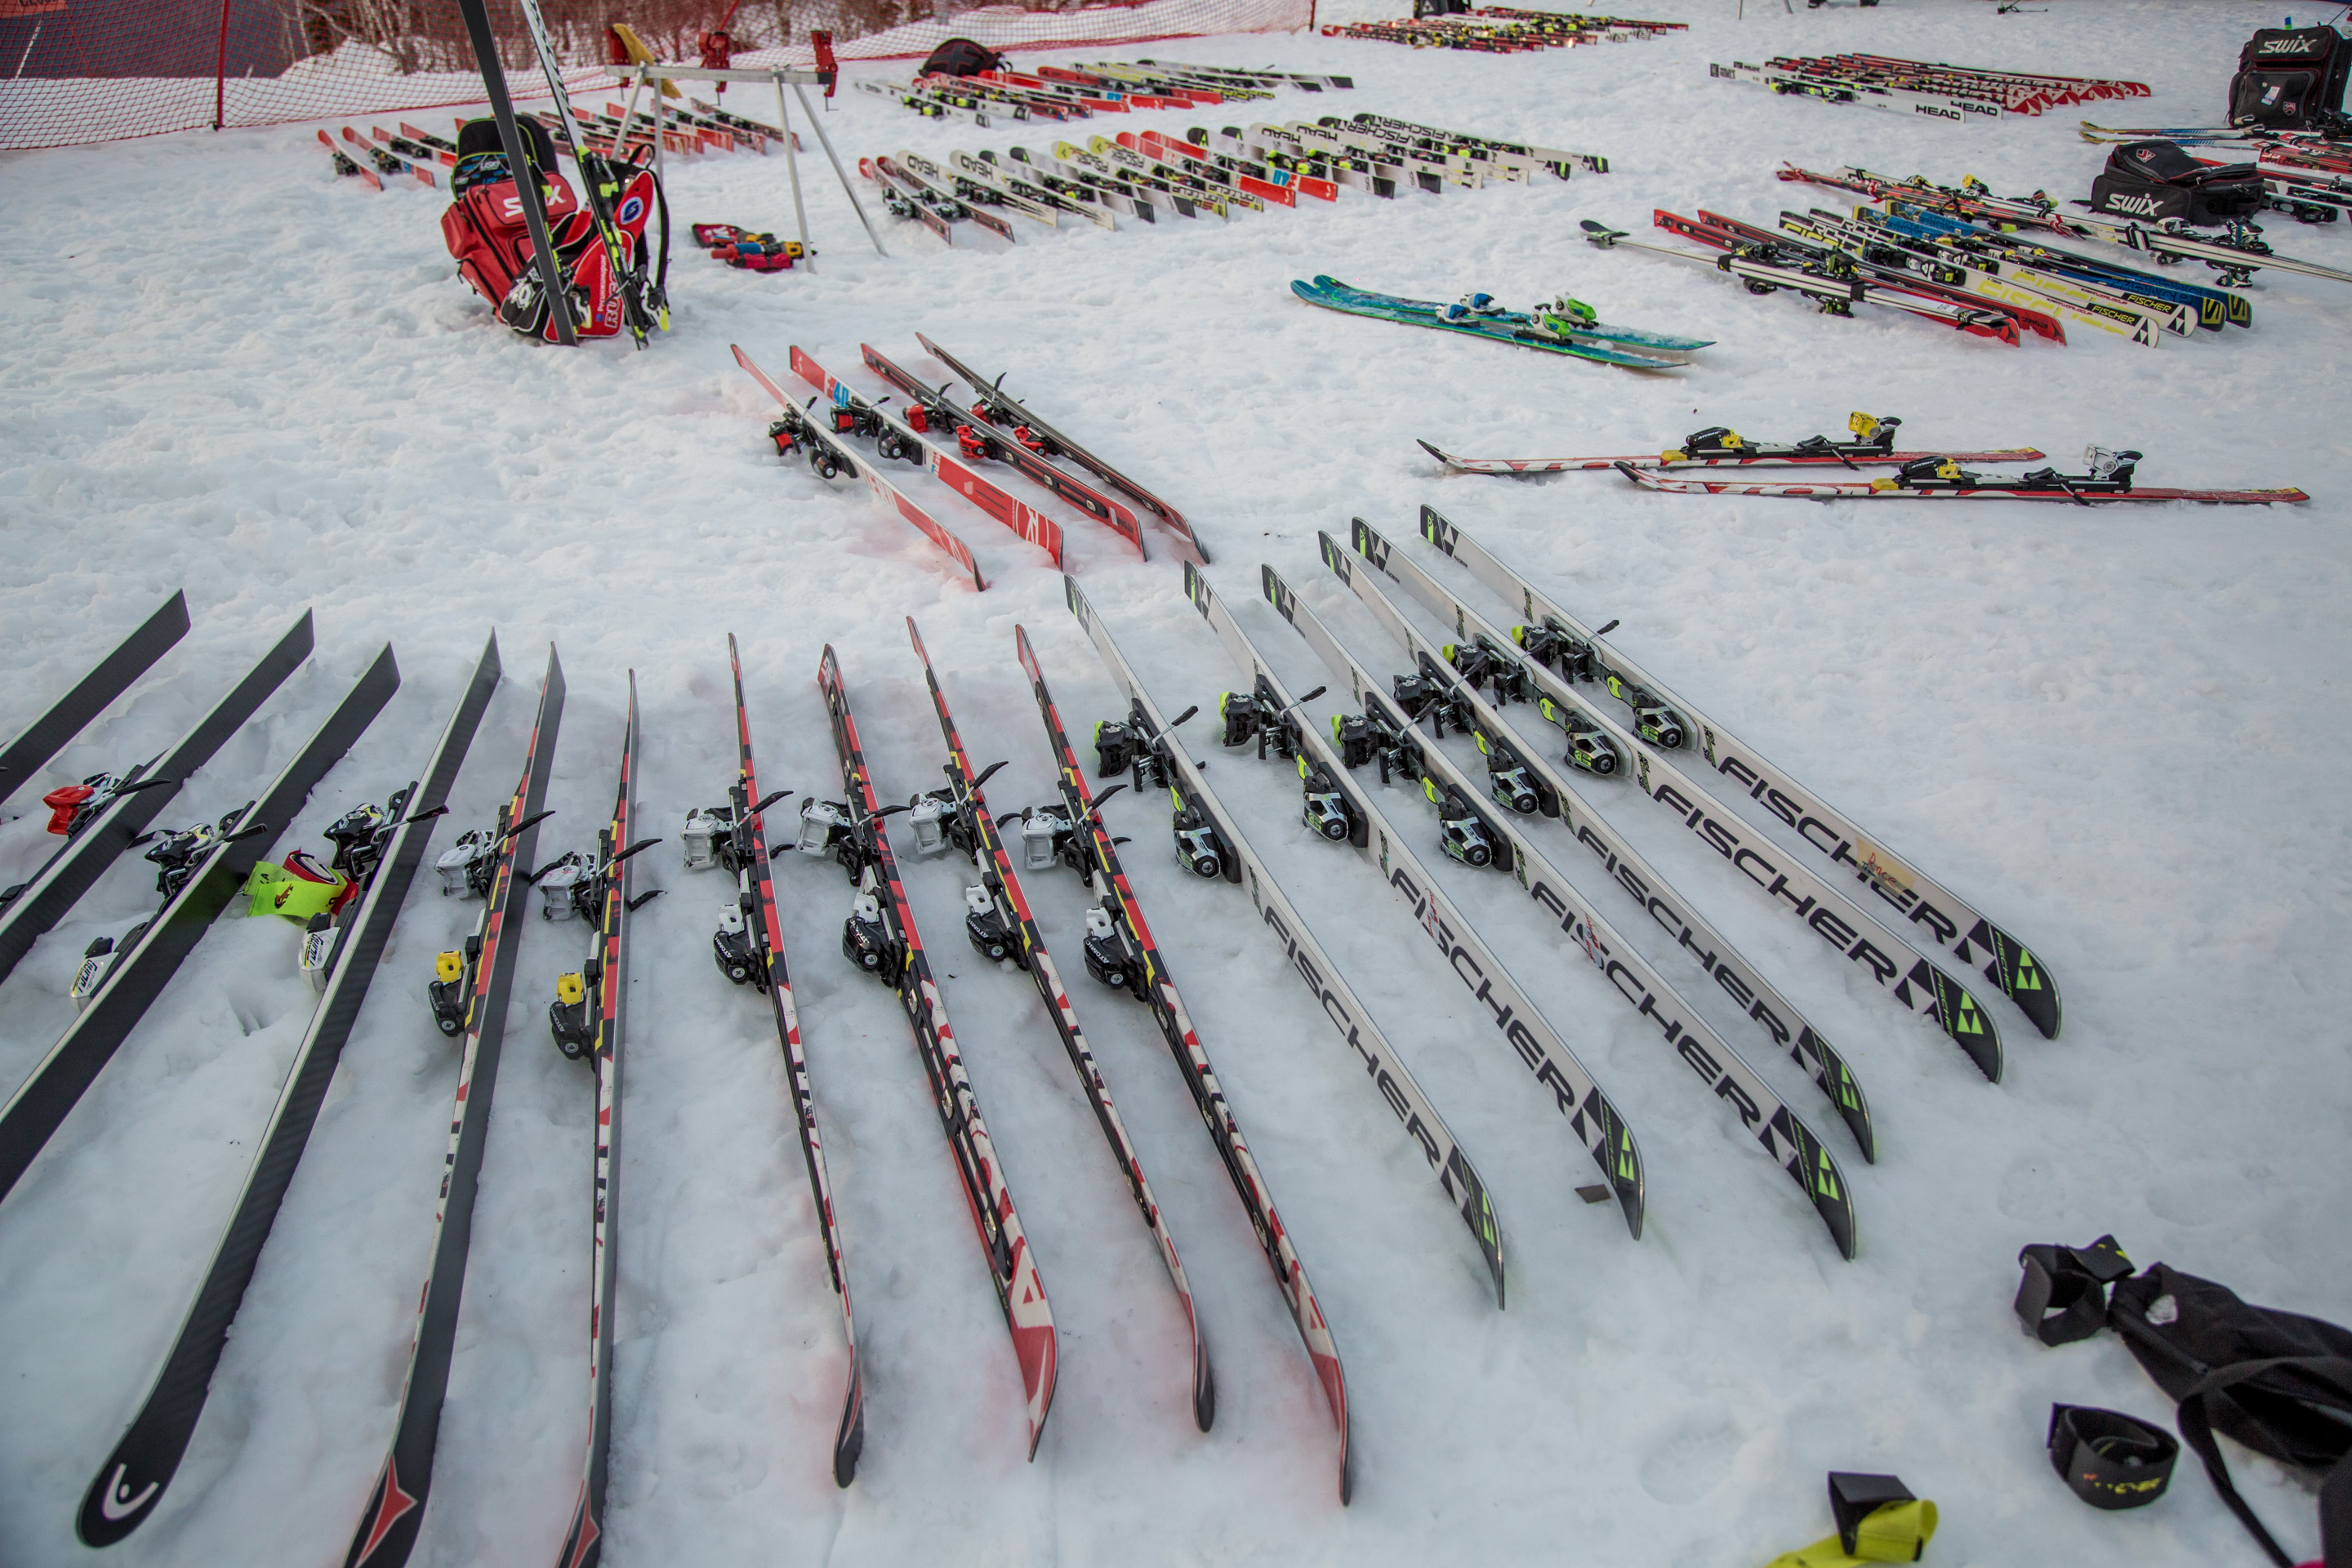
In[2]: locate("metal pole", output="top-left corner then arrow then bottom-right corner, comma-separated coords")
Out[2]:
773,72 -> 813,269
795,81 -> 887,257
213,0 -> 231,130
647,67 -> 666,193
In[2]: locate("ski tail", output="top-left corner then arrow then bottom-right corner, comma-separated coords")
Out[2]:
0,591 -> 189,809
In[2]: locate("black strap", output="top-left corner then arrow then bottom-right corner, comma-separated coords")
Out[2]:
2016,1236 -> 2134,1346
2173,1356 -> 2352,1568
2047,1405 -> 2178,1509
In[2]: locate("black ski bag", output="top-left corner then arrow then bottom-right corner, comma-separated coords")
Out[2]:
2228,25 -> 2352,130
2089,140 -> 2265,227
920,37 -> 1004,77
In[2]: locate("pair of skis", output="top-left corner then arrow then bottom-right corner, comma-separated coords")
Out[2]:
1293,276 -> 1706,369
1420,412 -> 2045,474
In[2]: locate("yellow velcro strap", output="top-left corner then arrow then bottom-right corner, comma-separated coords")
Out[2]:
1762,1499 -> 1937,1568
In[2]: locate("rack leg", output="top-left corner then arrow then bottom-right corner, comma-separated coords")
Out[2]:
774,73 -> 815,270
795,80 -> 888,258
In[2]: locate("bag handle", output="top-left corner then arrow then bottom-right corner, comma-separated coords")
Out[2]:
2172,1355 -> 2352,1568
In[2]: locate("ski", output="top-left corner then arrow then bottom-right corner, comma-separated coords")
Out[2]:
1615,457 -> 2305,506
1384,507 -> 2051,1049
917,333 -> 1209,564
545,675 -> 658,1568
861,155 -> 957,243
895,149 -> 1058,227
789,345 -> 1063,567
803,648 -> 1057,1457
320,128 -> 382,189
1057,590 -> 1362,1503
0,643 -> 398,1205
0,590 -> 189,808
1418,417 -> 2044,474
1259,568 -> 1860,1255
1178,565 -> 1649,1239
1308,277 -> 1708,353
889,151 -> 1020,243
342,644 -> 563,1568
450,0 -> 569,341
0,610 -> 313,987
1292,280 -> 1693,369
950,149 -> 1117,229
1301,546 -> 1878,1162
734,344 -> 987,590
906,619 -> 1212,1431
862,342 -> 1145,554
1024,613 -> 1503,1310
77,636 -> 496,1548
693,635 -> 863,1484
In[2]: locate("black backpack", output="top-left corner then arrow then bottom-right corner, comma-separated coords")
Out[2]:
2089,140 -> 2266,227
2017,1239 -> 2350,1568
2229,25 -> 2352,129
920,37 -> 1004,77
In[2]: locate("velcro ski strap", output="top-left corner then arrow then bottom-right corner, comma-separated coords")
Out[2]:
2016,1236 -> 2134,1345
1762,1505 -> 1939,1568
2047,1405 -> 2178,1508
2176,1356 -> 2352,1568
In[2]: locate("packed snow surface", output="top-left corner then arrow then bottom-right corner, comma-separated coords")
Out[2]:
2,1 -> 2348,1564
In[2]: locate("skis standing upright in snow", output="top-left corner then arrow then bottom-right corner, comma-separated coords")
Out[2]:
78,636 -> 497,1548
544,675 -> 659,1568
343,646 -> 563,1568
698,635 -> 865,1485
804,648 -> 1058,1457
907,618 -> 1213,1431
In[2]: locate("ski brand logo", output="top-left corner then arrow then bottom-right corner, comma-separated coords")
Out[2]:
2258,37 -> 2319,54
94,1466 -> 158,1522
1913,104 -> 1962,122
2105,193 -> 2163,217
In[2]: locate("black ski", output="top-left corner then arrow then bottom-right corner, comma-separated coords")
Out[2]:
0,590 -> 189,808
697,635 -> 864,1484
0,642 -> 399,1204
0,611 -> 314,987
342,645 -> 563,1568
451,0 -> 574,345
76,635 -> 497,1547
908,617 -> 1212,1432
546,674 -> 657,1568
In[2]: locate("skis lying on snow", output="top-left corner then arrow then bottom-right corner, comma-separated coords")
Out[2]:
696,635 -> 866,1485
1420,414 -> 2042,473
1615,452 -> 2307,505
1030,610 -> 1503,1312
1057,587 -> 1355,1502
1291,278 -> 1699,370
0,611 -> 312,987
0,642 -> 396,1207
804,648 -> 1058,1458
790,346 -> 1063,567
78,636 -> 496,1548
908,619 -> 1213,1432
1260,560 -> 1860,1255
320,129 -> 383,189
918,333 -> 1208,564
1379,507 -> 2055,1050
545,675 -> 660,1568
734,345 -> 988,591
0,591 -> 189,808
1178,568 -> 1650,1241
343,644 -> 562,1568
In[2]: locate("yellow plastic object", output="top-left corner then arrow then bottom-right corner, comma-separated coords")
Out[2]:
1763,1499 -> 1939,1568
557,972 -> 586,1006
608,21 -> 680,98
436,951 -> 464,984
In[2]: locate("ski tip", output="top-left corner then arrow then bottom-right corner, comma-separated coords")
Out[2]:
1416,438 -> 1456,466
1192,1334 -> 1217,1432
832,1365 -> 866,1488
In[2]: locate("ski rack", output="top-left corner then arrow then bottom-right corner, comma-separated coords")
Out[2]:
1294,546 -> 1878,1166
605,61 -> 885,261
1375,507 -> 2046,1056
78,636 -> 496,1548
0,591 -> 189,808
908,618 -> 1212,1432
1173,564 -> 1648,1240
1041,601 -> 1505,1310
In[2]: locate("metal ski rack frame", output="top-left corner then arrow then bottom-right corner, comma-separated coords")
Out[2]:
605,62 -> 888,262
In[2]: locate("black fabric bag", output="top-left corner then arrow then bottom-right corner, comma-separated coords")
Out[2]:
2229,25 -> 2352,129
920,37 -> 1004,77
2016,1240 -> 2350,1568
2090,140 -> 2266,226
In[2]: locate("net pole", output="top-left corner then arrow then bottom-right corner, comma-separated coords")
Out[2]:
213,0 -> 230,130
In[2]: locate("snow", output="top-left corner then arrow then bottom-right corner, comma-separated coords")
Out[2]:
2,0 -> 2348,1563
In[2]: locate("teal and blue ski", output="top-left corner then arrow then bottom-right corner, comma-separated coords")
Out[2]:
1291,278 -> 1698,369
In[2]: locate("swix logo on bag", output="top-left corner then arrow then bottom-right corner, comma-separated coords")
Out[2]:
2105,193 -> 2163,216
2258,36 -> 2323,56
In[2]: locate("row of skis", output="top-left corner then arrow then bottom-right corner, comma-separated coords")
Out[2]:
2,505 -> 2065,1544
736,337 -> 1206,584
1422,410 -> 2306,504
1712,52 -> 2149,122
318,96 -> 790,189
859,56 -> 1352,126
856,113 -> 1603,243
1321,7 -> 1684,54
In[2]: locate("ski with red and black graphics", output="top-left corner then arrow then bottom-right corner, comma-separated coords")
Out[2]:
917,333 -> 1209,564
1656,210 -> 2032,342
343,644 -> 563,1568
908,619 -> 1212,1432
790,346 -> 1062,567
1015,621 -> 1503,1307
545,673 -> 660,1568
321,129 -> 382,189
1616,463 -> 2307,506
860,156 -> 955,243
1422,439 -> 2047,474
808,647 -> 1057,1457
710,635 -> 864,1485
862,343 -> 1146,556
1034,604 -> 1355,1503
343,127 -> 436,187
734,345 -> 988,591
